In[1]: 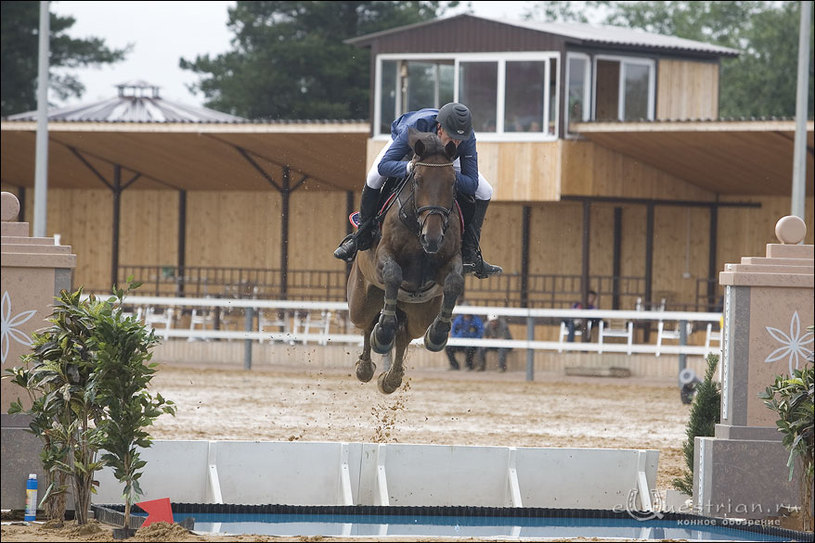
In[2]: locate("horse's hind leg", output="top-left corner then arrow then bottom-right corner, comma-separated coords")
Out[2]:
355,318 -> 377,383
424,270 -> 465,351
371,256 -> 402,355
378,326 -> 408,395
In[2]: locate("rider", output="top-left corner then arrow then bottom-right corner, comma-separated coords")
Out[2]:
332,102 -> 502,279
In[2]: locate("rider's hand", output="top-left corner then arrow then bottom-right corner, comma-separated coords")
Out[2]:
406,161 -> 414,176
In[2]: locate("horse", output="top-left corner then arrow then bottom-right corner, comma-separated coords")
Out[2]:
347,128 -> 465,394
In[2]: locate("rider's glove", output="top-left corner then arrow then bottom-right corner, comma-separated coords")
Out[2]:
406,161 -> 414,176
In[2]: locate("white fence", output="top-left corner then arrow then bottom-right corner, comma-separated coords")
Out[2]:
107,295 -> 721,355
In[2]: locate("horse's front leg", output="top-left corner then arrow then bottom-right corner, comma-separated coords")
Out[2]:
424,268 -> 465,351
371,255 -> 402,355
355,316 -> 377,383
378,327 -> 408,395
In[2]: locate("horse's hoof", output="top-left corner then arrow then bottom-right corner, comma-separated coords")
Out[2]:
424,328 -> 449,352
355,360 -> 375,383
370,326 -> 393,355
376,372 -> 401,394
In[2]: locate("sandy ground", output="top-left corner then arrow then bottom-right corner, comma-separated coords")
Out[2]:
2,361 -> 694,542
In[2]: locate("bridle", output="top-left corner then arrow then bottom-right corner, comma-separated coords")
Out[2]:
397,159 -> 456,238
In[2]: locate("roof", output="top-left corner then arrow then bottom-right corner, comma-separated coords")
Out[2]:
5,80 -> 246,124
1,120 -> 370,192
347,14 -> 740,57
572,119 -> 814,196
497,19 -> 740,57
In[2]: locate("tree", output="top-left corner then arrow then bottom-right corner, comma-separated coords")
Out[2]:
589,1 -> 814,118
0,1 -> 129,117
180,1 -> 457,119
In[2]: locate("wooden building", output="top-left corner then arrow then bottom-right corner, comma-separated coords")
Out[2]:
1,15 -> 812,317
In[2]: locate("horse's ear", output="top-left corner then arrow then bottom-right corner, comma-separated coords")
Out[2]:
444,140 -> 457,159
411,128 -> 427,158
408,127 -> 423,152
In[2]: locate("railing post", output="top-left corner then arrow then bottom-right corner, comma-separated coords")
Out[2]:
678,319 -> 688,380
244,307 -> 254,370
526,315 -> 534,382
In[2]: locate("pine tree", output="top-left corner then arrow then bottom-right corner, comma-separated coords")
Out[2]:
673,353 -> 721,495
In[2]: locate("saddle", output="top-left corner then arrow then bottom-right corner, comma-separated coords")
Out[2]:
348,176 -> 465,235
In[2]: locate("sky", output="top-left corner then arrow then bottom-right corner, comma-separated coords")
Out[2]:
49,1 -> 538,109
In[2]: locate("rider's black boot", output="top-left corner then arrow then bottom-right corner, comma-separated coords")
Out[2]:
334,185 -> 380,262
461,199 -> 502,279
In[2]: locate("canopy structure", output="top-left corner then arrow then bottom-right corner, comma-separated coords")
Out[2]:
572,119 -> 814,197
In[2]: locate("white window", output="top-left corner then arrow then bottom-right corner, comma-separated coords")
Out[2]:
593,56 -> 655,122
374,52 -> 559,141
565,53 -> 591,134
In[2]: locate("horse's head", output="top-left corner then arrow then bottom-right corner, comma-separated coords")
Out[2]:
407,128 -> 458,255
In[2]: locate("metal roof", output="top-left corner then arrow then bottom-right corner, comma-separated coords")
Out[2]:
348,14 -> 740,57
499,19 -> 740,57
5,80 -> 246,123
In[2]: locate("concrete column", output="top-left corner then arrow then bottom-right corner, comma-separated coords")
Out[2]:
694,215 -> 813,520
1,191 -> 77,510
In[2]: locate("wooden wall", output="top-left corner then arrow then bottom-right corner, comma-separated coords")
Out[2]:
657,59 -> 719,120
4,170 -> 811,311
560,140 -> 714,201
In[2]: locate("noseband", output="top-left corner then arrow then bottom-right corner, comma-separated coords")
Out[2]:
398,160 -> 456,237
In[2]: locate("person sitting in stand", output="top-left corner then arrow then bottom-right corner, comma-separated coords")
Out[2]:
477,313 -> 513,372
332,102 -> 502,279
563,290 -> 600,342
445,312 -> 484,370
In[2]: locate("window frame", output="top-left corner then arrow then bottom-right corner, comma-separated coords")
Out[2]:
374,52 -> 560,142
592,54 -> 655,122
565,52 -> 592,136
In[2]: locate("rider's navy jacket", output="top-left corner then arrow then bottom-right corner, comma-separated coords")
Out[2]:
377,108 -> 479,196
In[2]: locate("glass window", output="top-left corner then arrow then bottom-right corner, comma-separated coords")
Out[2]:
505,61 -> 546,133
548,59 -> 558,134
594,57 -> 654,121
566,55 -> 589,128
459,61 -> 498,133
622,63 -> 650,121
379,60 -> 397,135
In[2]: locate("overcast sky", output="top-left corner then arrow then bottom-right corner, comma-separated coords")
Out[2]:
50,1 -> 537,108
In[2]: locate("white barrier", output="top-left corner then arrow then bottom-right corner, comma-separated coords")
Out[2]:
95,295 -> 722,357
92,440 -> 658,511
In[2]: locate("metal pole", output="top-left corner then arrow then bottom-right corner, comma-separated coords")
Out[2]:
526,316 -> 535,382
244,307 -> 254,370
791,0 -> 812,220
33,1 -> 50,237
678,319 -> 688,380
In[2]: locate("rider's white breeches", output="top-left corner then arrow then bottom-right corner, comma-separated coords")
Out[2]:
365,138 -> 493,201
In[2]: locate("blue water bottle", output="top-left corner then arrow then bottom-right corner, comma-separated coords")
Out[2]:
24,473 -> 37,522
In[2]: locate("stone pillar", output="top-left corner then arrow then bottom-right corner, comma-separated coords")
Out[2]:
694,215 -> 813,520
1,191 -> 77,510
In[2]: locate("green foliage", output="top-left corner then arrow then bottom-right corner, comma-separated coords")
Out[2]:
180,1 -> 457,119
759,333 -> 814,481
94,281 -> 176,528
4,278 -> 174,526
672,354 -> 721,495
0,2 -> 129,116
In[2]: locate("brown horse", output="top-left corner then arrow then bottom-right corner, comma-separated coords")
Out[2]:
347,128 -> 465,394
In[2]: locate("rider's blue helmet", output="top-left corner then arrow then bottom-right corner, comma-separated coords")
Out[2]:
437,102 -> 473,141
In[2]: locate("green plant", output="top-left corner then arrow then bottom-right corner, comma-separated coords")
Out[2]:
94,281 -> 176,529
7,288 -> 107,525
759,324 -> 813,530
5,280 -> 175,527
672,353 -> 721,495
